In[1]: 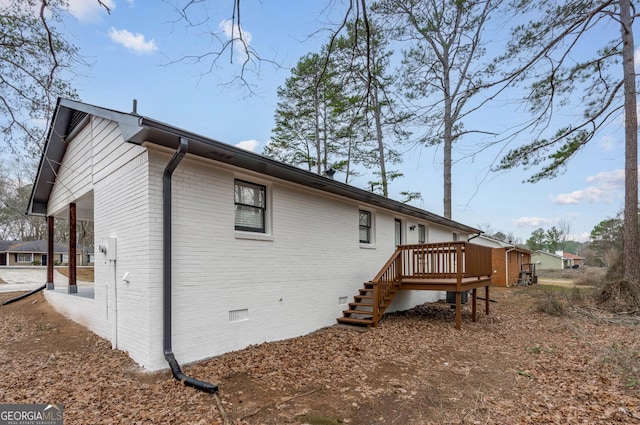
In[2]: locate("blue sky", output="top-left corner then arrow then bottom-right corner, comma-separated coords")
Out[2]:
58,0 -> 635,244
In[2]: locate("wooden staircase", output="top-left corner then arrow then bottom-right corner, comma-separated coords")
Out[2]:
337,280 -> 400,327
336,242 -> 494,329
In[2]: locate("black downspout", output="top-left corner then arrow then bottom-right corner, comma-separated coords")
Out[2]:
467,232 -> 482,242
163,137 -> 218,394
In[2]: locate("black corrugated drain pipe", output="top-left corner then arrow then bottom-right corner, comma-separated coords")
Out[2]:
163,137 -> 218,394
1,284 -> 47,306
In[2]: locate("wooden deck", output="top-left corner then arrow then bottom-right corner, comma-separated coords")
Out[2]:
338,242 -> 493,329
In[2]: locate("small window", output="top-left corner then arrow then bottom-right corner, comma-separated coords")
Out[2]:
16,253 -> 32,263
359,210 -> 372,243
418,224 -> 426,244
452,232 -> 459,241
235,180 -> 266,233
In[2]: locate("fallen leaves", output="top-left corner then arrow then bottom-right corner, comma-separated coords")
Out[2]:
1,288 -> 639,424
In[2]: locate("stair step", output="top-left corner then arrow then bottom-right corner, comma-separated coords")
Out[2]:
349,302 -> 373,308
337,317 -> 374,326
359,288 -> 373,295
343,309 -> 373,316
354,294 -> 373,300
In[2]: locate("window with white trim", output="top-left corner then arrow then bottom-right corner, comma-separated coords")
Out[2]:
359,210 -> 372,244
16,253 -> 32,263
418,224 -> 427,244
234,179 -> 266,233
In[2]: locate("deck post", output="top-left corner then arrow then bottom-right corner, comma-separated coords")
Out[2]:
472,288 -> 477,322
455,291 -> 462,330
46,216 -> 54,290
68,203 -> 77,294
485,285 -> 490,315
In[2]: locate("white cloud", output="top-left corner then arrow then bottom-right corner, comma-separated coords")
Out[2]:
68,0 -> 114,22
598,134 -> 618,152
235,139 -> 260,152
552,169 -> 624,205
568,232 -> 591,243
219,19 -> 252,62
108,27 -> 158,54
512,217 -> 555,227
585,169 -> 625,185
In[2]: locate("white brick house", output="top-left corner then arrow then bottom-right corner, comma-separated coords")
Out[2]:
28,99 -> 482,374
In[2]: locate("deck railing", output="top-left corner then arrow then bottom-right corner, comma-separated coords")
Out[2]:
370,242 -> 493,325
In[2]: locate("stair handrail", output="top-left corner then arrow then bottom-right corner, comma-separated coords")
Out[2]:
368,242 -> 493,325
370,248 -> 403,326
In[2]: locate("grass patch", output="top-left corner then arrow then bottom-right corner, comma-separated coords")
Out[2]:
525,284 -> 593,317
601,342 -> 640,390
534,292 -> 566,316
537,266 -> 606,282
55,267 -> 94,282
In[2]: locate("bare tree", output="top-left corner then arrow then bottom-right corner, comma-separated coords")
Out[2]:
557,219 -> 572,250
372,0 -> 505,219
0,0 -> 80,155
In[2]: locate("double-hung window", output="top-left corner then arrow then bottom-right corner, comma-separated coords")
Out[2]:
418,224 -> 426,244
359,210 -> 372,243
234,180 -> 266,233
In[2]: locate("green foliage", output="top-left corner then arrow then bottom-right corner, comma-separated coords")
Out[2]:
265,19 -> 407,193
400,191 -> 423,204
494,0 -> 627,182
526,228 -> 546,251
545,226 -> 562,252
590,217 -> 623,267
265,51 -> 341,174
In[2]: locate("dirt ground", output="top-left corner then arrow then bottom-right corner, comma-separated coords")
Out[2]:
1,272 -> 639,424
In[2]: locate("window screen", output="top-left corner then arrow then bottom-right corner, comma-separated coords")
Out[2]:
234,180 -> 266,232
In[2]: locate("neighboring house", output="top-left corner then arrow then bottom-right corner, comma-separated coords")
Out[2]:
0,240 -> 12,266
557,251 -> 585,268
0,240 -> 67,266
469,235 -> 533,286
532,250 -> 565,269
27,99 -> 490,372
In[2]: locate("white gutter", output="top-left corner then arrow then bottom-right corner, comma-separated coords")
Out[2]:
505,247 -> 516,287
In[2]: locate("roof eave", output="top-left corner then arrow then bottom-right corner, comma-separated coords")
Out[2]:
29,98 -> 481,235
134,117 -> 480,235
28,98 -> 144,216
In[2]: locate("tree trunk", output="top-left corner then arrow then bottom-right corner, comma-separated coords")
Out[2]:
372,85 -> 388,197
314,98 -> 322,175
443,58 -> 453,219
620,0 -> 640,284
